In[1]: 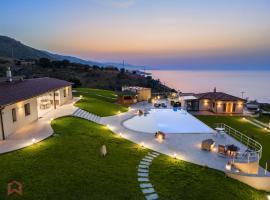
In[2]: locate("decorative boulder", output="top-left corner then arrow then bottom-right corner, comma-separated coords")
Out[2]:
100,144 -> 107,157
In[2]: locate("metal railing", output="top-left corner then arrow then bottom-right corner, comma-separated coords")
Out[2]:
215,123 -> 262,163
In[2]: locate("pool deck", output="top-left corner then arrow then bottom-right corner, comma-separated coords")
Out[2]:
100,102 -> 266,175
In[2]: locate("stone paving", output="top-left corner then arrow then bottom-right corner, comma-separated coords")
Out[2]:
100,102 -> 267,175
137,151 -> 160,200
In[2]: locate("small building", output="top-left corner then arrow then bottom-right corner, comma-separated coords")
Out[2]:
117,90 -> 138,105
0,69 -> 73,140
121,86 -> 151,102
179,88 -> 245,114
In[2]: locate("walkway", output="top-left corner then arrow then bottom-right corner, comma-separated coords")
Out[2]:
0,99 -> 78,154
100,102 -> 267,175
72,108 -> 101,123
137,151 -> 160,200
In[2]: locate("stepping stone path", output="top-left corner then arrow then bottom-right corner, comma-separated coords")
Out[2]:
137,151 -> 160,200
72,108 -> 101,123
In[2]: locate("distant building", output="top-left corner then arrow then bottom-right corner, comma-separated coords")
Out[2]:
0,68 -> 73,140
178,88 -> 245,114
117,86 -> 151,105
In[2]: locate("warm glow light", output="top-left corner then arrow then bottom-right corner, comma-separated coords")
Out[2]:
203,99 -> 209,106
173,153 -> 177,159
237,101 -> 243,107
119,132 -> 122,137
242,117 -> 246,120
212,147 -> 217,152
157,134 -> 163,142
267,195 -> 270,200
157,96 -> 160,100
217,101 -> 222,107
32,138 -> 36,144
79,95 -> 83,99
225,163 -> 232,171
118,111 -> 121,114
141,142 -> 144,147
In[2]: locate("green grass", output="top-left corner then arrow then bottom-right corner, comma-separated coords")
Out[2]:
0,117 -> 147,200
73,88 -> 128,116
196,115 -> 270,165
150,155 -> 267,200
256,114 -> 270,124
0,117 -> 267,199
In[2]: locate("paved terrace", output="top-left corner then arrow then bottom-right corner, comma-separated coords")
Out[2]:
0,98 -> 78,154
101,102 -> 266,175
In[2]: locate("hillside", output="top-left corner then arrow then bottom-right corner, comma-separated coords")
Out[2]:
0,35 -> 142,70
0,57 -> 172,92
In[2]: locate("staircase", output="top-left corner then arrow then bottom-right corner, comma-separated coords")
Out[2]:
72,108 -> 101,123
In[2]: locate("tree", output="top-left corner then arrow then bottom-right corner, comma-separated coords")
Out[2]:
39,58 -> 51,68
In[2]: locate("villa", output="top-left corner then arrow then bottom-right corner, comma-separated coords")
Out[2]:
178,88 -> 245,114
0,69 -> 73,140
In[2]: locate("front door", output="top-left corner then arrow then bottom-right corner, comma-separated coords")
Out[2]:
226,102 -> 233,113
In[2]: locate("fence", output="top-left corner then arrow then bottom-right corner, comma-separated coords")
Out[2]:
215,123 -> 262,163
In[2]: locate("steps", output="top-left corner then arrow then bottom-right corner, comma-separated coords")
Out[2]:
72,108 -> 101,123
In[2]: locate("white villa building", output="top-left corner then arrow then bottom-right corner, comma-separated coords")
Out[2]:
0,70 -> 73,140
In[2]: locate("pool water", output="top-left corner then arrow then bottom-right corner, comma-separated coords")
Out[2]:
123,109 -> 214,134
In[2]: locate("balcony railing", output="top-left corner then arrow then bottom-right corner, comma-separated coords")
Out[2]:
215,123 -> 262,163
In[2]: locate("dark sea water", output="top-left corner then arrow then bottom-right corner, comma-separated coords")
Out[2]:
149,70 -> 270,103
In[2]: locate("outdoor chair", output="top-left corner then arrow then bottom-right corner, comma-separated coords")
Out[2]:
218,145 -> 227,157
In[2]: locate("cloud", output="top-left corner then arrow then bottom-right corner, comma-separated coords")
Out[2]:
98,0 -> 137,8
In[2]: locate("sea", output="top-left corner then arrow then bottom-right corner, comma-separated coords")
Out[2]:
149,70 -> 270,103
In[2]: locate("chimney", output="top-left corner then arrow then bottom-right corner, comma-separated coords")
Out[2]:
213,87 -> 216,93
6,67 -> 12,82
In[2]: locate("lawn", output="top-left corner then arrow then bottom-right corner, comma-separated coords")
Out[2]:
196,115 -> 270,165
73,88 -> 128,116
0,117 -> 267,200
0,117 -> 147,200
150,155 -> 267,200
256,114 -> 270,124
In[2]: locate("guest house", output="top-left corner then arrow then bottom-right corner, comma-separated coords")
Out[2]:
0,68 -> 73,140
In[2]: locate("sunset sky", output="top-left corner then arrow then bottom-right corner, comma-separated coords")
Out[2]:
1,0 -> 270,69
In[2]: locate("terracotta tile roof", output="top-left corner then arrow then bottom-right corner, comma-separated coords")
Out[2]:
0,77 -> 72,107
195,92 -> 244,101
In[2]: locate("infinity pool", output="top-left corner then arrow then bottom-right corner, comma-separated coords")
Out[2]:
123,109 -> 214,134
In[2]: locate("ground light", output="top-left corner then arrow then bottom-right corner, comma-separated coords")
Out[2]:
141,142 -> 144,147
32,138 -> 36,144
225,163 -> 232,171
267,195 -> 270,200
173,153 -> 177,159
119,132 -> 122,137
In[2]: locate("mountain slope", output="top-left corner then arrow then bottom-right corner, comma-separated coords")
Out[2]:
0,35 -> 142,70
0,36 -> 51,59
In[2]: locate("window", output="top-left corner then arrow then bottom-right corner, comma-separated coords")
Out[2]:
12,108 -> 17,122
64,88 -> 67,97
24,103 -> 31,116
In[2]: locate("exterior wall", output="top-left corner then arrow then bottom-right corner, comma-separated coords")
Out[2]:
0,116 -> 3,140
234,161 -> 259,174
227,172 -> 270,192
199,99 -> 244,114
117,96 -> 137,105
59,86 -> 73,106
137,88 -> 151,101
199,99 -> 211,111
215,101 -> 244,114
0,85 -> 73,140
1,97 -> 38,139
